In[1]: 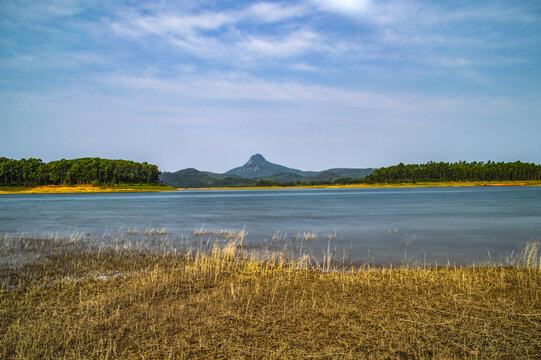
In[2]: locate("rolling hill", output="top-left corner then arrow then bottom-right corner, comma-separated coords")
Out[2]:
160,154 -> 375,188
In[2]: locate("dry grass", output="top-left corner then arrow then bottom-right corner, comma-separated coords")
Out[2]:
193,227 -> 247,240
0,236 -> 539,359
0,184 -> 177,194
185,180 -> 541,191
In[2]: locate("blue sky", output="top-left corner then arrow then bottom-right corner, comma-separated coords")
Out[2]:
1,0 -> 540,172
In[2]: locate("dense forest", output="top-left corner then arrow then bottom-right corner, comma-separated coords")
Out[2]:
366,161 -> 541,183
3,157 -> 539,188
0,157 -> 161,186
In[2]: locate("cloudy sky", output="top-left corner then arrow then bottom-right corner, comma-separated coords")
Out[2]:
1,0 -> 540,172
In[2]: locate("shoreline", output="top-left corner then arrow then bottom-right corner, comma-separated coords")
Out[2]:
0,183 -> 177,194
181,180 -> 541,191
1,237 -> 538,359
1,180 -> 539,194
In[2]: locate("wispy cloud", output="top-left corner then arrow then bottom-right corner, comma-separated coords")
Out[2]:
111,2 -> 307,37
96,71 -> 520,119
289,63 -> 319,72
308,0 -> 372,17
239,30 -> 321,58
309,0 -> 537,25
109,2 -> 318,61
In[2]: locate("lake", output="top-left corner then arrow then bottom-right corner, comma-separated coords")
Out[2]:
1,186 -> 540,265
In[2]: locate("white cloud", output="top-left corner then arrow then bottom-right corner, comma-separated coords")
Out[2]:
105,0 -> 537,74
309,0 -> 535,26
112,2 -> 306,37
289,63 -> 318,72
239,30 -> 321,58
309,0 -> 372,16
108,2 -> 318,61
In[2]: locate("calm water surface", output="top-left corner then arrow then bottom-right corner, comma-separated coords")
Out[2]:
1,187 -> 540,264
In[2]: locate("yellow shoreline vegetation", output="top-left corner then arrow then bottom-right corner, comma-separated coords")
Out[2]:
2,181 -> 540,193
0,183 -> 177,194
1,236 -> 539,359
183,180 -> 541,191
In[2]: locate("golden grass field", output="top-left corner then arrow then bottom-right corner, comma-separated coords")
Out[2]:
1,234 -> 539,359
186,180 -> 541,191
1,181 -> 540,194
0,184 -> 177,194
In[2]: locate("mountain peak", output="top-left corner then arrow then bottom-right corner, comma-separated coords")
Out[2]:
226,154 -> 304,178
247,154 -> 267,164
250,153 -> 265,161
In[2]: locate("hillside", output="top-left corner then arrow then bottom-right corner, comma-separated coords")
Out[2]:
226,154 -> 310,178
161,154 -> 374,188
160,168 -> 256,188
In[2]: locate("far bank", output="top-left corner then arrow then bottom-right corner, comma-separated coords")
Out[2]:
180,180 -> 541,191
3,181 -> 540,194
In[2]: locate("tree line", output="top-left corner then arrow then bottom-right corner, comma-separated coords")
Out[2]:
0,157 -> 161,186
366,161 -> 541,183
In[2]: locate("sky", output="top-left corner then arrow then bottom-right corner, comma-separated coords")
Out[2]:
1,0 -> 540,172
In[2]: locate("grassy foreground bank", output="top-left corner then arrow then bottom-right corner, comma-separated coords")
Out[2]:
185,180 -> 541,190
1,237 -> 539,359
0,183 -> 177,194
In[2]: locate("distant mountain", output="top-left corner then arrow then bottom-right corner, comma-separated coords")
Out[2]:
226,154 -> 374,181
161,154 -> 375,188
226,154 -> 309,178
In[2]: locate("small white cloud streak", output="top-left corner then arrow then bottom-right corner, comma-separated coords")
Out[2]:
239,30 -> 321,58
289,63 -> 318,72
309,0 -> 372,16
